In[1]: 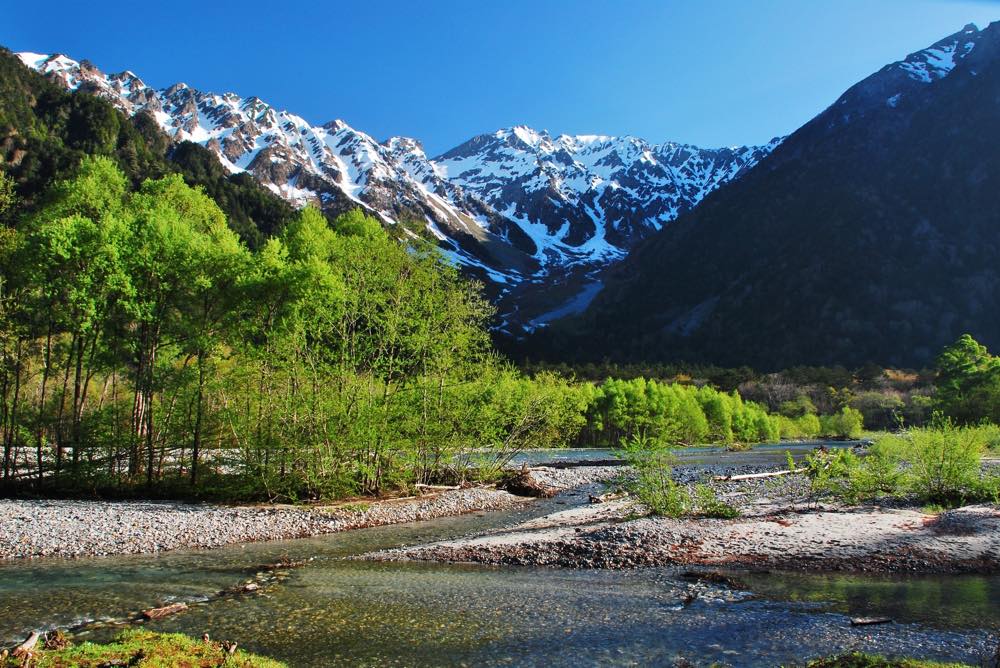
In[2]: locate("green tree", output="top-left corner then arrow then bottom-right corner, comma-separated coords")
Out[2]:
934,334 -> 1000,424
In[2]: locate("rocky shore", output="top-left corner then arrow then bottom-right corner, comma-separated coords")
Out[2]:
370,465 -> 1000,574
0,466 -> 621,560
0,488 -> 517,560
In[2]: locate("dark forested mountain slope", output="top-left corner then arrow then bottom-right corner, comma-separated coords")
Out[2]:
537,23 -> 1000,369
0,48 -> 295,247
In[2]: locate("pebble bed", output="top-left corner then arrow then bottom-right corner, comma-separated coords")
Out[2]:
375,463 -> 1000,574
0,486 -> 532,560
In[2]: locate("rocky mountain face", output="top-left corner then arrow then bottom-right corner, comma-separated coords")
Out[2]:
17,51 -> 775,327
434,126 -> 779,268
536,22 -> 1000,368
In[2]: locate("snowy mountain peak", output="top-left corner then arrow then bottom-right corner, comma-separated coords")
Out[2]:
17,49 -> 778,329
897,23 -> 980,83
822,23 -> 1000,127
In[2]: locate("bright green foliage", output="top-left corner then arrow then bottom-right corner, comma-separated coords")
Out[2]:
880,423 -> 993,504
818,406 -> 865,438
692,483 -> 740,518
583,378 -> 778,448
934,334 -> 1000,424
620,440 -> 739,518
620,439 -> 690,517
4,630 -> 287,668
805,423 -> 997,505
778,413 -> 822,439
0,157 -> 584,499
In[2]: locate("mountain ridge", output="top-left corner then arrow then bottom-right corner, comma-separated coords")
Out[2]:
534,21 -> 1000,369
15,50 -> 775,325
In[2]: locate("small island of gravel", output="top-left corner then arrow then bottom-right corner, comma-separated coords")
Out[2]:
367,460 -> 1000,574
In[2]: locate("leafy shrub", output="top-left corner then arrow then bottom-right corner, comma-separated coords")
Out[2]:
620,437 -> 690,517
693,484 -> 740,518
804,423 -> 996,506
819,407 -> 865,438
895,424 -> 985,504
778,413 -> 821,439
805,448 -> 868,503
620,438 -> 740,518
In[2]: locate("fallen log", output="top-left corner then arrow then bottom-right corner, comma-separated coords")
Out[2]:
414,483 -> 461,492
850,617 -> 893,627
142,602 -> 188,620
12,631 -> 40,659
713,468 -> 806,482
499,466 -> 557,498
539,458 -> 627,469
589,491 -> 629,504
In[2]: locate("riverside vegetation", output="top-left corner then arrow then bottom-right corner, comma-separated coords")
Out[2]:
1,630 -> 286,667
0,157 -> 994,503
0,158 -> 877,502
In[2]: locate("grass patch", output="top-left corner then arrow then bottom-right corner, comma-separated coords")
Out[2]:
801,652 -> 974,668
805,423 -> 1000,506
4,630 -> 287,668
334,501 -> 372,513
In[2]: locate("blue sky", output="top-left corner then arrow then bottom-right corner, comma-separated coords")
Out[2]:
4,0 -> 999,155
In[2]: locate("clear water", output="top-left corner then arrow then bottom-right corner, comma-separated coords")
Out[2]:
511,440 -> 860,467
1,445 -> 996,667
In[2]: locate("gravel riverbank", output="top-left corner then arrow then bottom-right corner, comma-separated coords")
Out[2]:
0,466 -> 622,561
0,488 -> 518,560
371,465 -> 1000,574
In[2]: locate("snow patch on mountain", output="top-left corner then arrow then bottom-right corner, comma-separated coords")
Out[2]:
16,50 -> 778,306
897,24 -> 978,84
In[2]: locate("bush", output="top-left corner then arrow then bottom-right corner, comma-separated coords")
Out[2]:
778,413 -> 821,439
819,407 -> 865,438
693,483 -> 740,518
897,424 -> 987,504
804,423 -> 996,506
620,438 -> 690,517
620,438 -> 740,518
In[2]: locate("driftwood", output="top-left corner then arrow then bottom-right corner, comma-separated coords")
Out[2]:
142,602 -> 188,620
713,468 -> 806,482
43,630 -> 69,651
499,466 -> 557,498
542,458 -> 626,469
415,483 -> 461,492
12,631 -> 40,659
850,617 -> 893,627
589,491 -> 629,504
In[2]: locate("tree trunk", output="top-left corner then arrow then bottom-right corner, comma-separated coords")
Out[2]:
36,326 -> 53,480
71,332 -> 85,469
191,351 -> 205,486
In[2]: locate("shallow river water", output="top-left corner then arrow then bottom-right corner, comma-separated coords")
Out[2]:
1,445 -> 998,666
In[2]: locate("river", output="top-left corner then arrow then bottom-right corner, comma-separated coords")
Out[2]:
1,445 -> 997,666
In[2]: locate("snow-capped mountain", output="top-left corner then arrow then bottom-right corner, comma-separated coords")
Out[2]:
16,51 -> 535,286
823,23 -> 986,128
547,22 -> 1000,368
16,50 -> 776,325
434,127 -> 779,267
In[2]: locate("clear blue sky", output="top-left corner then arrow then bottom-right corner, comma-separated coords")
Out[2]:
4,0 -> 999,155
